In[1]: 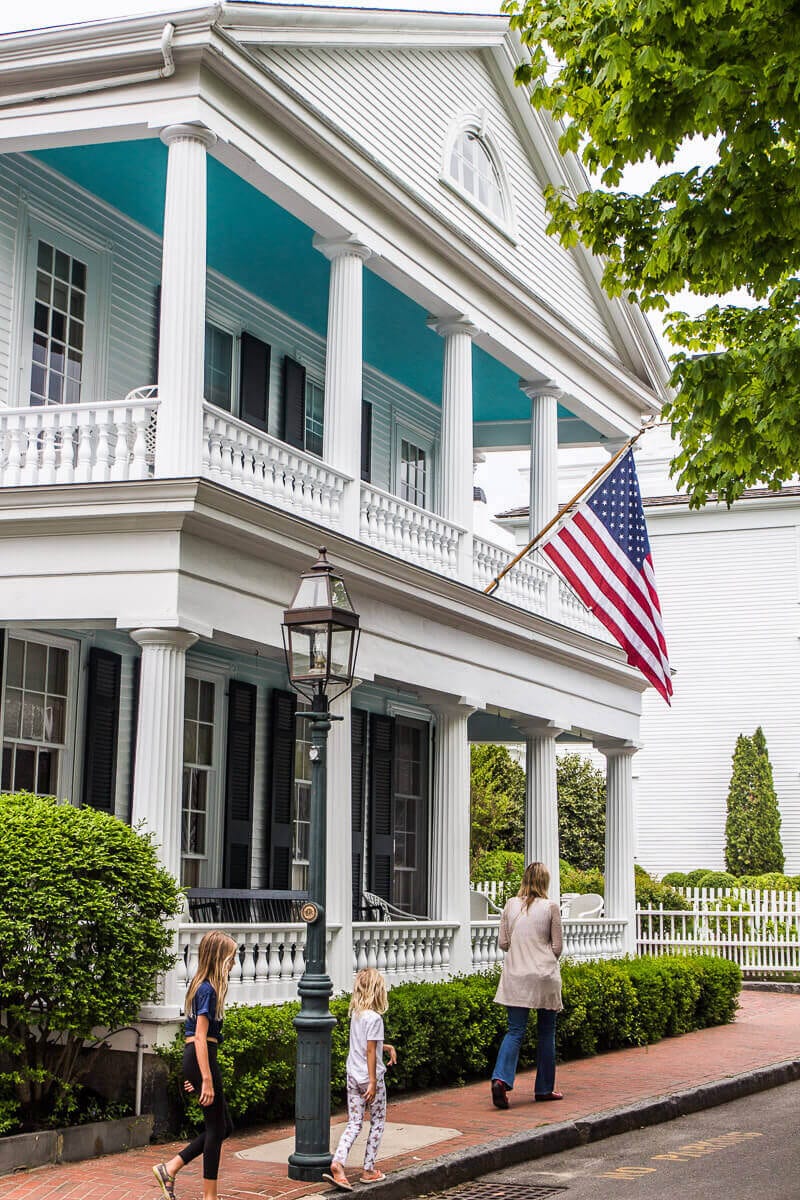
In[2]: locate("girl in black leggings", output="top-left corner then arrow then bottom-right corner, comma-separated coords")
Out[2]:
153,931 -> 238,1200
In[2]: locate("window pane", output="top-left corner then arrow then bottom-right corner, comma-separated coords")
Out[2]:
3,689 -> 21,738
47,648 -> 68,696
7,639 -> 24,688
37,241 -> 53,272
183,720 -> 196,764
22,694 -> 45,741
184,676 -> 198,720
14,746 -> 35,792
204,323 -> 233,410
54,250 -> 70,282
196,722 -> 213,767
44,698 -> 65,744
199,680 -> 214,723
1,745 -> 11,790
36,749 -> 55,795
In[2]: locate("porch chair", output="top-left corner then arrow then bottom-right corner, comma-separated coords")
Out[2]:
470,888 -> 503,920
563,892 -> 604,920
361,890 -> 427,922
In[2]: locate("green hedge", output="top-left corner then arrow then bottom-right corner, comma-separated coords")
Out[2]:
159,955 -> 740,1134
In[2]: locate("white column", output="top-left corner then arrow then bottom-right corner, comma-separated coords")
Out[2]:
601,744 -> 638,955
155,124 -> 216,478
326,690 -> 353,993
429,317 -> 477,582
522,381 -> 561,617
429,701 -> 474,974
314,235 -> 371,536
520,721 -> 563,906
130,628 -> 198,880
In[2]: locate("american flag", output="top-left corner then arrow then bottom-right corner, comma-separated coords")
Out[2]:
540,449 -> 673,704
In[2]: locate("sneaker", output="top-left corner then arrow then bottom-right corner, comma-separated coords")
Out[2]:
153,1163 -> 176,1200
491,1078 -> 509,1110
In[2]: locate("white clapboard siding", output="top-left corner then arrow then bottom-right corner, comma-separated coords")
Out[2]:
634,509 -> 800,875
261,45 -> 620,359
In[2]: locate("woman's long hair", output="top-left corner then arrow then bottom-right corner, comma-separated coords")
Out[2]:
517,861 -> 550,911
349,967 -> 388,1015
185,930 -> 238,1019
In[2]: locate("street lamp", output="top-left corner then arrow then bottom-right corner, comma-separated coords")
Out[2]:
283,548 -> 360,1182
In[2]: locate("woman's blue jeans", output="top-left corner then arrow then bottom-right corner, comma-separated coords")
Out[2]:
492,1006 -> 557,1096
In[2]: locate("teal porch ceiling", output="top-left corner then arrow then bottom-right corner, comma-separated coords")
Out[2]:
32,140 -> 604,447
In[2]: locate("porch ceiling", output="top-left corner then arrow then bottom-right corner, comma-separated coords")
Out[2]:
32,139 -> 606,448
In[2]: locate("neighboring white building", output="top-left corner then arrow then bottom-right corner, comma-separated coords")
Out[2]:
0,3 -> 668,1029
497,426 -> 800,876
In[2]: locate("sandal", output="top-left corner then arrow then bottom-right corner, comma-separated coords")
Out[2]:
323,1172 -> 354,1192
152,1164 -> 176,1200
360,1172 -> 386,1183
534,1091 -> 564,1101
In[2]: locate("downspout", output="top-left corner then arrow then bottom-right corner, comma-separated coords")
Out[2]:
0,21 -> 176,109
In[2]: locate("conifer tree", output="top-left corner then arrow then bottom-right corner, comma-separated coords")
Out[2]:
724,727 -> 784,875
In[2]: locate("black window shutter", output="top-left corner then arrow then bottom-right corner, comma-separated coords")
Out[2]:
268,688 -> 297,888
83,647 -> 121,812
224,680 -> 257,887
361,399 -> 373,482
369,713 -> 394,902
351,708 -> 368,918
126,655 -> 141,825
282,356 -> 306,449
239,332 -> 271,433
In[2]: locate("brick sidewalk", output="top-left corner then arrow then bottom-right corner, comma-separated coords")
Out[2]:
1,991 -> 798,1200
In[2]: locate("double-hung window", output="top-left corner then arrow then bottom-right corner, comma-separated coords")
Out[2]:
304,378 -> 325,457
182,675 -> 217,888
1,634 -> 73,796
204,322 -> 234,411
18,217 -> 106,408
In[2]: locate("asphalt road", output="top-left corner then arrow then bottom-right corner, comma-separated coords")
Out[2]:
451,1080 -> 800,1200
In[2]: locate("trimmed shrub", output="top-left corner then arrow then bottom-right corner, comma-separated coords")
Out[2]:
158,955 -> 740,1134
725,727 -> 784,875
685,868 -> 717,886
739,872 -> 795,890
560,861 -> 604,895
0,792 -> 182,1133
661,872 -> 687,888
696,871 -> 737,889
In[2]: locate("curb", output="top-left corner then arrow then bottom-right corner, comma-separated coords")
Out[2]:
743,981 -> 800,994
347,1058 -> 800,1200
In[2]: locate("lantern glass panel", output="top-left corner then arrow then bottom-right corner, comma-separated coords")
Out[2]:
292,575 -> 330,610
330,626 -> 355,679
288,622 -> 330,681
330,577 -> 354,612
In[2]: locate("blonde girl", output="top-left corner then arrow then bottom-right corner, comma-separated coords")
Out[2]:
490,861 -> 563,1109
153,930 -> 238,1200
325,968 -> 397,1190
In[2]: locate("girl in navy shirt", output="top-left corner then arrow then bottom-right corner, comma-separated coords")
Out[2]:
153,930 -> 238,1200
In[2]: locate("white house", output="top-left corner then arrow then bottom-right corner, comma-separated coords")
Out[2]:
0,3 -> 668,1032
497,426 -> 800,876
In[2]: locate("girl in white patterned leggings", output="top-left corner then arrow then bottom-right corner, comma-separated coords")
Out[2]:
324,968 -> 397,1190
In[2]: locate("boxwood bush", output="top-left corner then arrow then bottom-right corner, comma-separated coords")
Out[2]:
159,955 -> 740,1134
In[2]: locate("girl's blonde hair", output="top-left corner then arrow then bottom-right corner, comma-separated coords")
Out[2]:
518,861 -> 550,910
349,967 -> 388,1015
185,930 -> 238,1019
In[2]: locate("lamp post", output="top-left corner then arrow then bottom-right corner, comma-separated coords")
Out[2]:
282,547 -> 360,1183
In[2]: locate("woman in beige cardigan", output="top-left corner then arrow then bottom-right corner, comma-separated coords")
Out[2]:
490,861 -> 563,1109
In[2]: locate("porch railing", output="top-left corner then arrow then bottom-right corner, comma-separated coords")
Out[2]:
360,483 -> 462,577
0,396 -> 158,487
470,917 -> 627,969
202,403 -> 348,528
352,920 -> 458,980
177,921 -> 342,1005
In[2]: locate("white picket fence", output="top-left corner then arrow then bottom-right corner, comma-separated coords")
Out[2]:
637,886 -> 800,976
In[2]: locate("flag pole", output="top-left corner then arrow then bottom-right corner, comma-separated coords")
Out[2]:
484,421 -> 655,596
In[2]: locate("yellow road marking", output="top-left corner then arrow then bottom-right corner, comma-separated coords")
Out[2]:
594,1131 -> 763,1179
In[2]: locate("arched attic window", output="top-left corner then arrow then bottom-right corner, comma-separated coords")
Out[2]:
443,113 -> 514,234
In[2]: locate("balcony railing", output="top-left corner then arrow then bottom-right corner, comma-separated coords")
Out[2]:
0,395 -> 158,487
360,482 -> 462,577
352,920 -> 458,981
470,917 -> 628,970
0,394 -> 611,643
202,403 -> 348,529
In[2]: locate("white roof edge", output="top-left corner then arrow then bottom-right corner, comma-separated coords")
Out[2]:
221,2 -> 508,35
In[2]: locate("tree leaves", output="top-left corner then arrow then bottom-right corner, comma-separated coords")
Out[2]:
505,0 -> 800,505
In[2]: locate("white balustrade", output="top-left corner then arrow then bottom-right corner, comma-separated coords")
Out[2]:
558,578 -> 615,643
470,916 -> 627,969
175,923 -> 341,1005
0,397 -> 158,487
473,537 -> 549,617
360,483 -> 463,577
202,403 -> 348,528
352,921 -> 458,982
